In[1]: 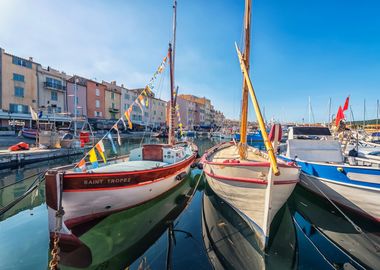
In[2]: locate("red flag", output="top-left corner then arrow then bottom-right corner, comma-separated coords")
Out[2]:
343,96 -> 349,111
335,106 -> 345,126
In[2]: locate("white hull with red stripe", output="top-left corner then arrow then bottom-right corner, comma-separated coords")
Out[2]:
45,143 -> 197,240
202,142 -> 300,249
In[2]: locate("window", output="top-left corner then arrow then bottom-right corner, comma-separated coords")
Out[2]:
111,92 -> 115,100
154,110 -> 156,115
94,111 -> 102,117
112,103 -> 115,109
46,77 -> 63,90
96,88 -> 100,96
13,73 -> 25,82
9,103 -> 28,113
144,112 -> 149,117
12,56 -> 32,68
56,107 -> 62,113
96,100 -> 100,108
14,87 -> 24,97
124,104 -> 127,110
51,91 -> 58,101
124,93 -> 130,100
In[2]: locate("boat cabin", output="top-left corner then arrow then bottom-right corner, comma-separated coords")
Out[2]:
129,144 -> 189,164
288,126 -> 333,140
286,126 -> 344,163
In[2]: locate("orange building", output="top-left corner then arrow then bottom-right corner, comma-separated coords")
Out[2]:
86,79 -> 106,120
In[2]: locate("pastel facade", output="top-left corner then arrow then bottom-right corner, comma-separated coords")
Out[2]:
0,48 -> 39,126
86,79 -> 106,119
66,76 -> 87,117
174,94 -> 224,128
102,81 -> 121,120
37,66 -> 68,114
129,88 -> 167,128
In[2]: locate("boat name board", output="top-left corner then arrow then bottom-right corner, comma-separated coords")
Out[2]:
83,178 -> 132,185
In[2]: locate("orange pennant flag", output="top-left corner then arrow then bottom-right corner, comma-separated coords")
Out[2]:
77,159 -> 86,171
124,107 -> 133,129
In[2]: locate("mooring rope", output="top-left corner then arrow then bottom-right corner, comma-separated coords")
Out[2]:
0,170 -> 46,190
304,174 -> 380,252
0,174 -> 45,216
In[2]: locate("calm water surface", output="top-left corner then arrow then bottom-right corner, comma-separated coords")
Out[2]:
0,137 -> 379,269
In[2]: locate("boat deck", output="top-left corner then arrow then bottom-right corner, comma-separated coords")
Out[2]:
211,144 -> 268,162
90,160 -> 169,173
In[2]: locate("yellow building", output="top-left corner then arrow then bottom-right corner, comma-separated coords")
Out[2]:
0,48 -> 39,126
102,81 -> 121,120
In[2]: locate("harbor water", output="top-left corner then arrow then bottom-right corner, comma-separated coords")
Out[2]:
0,137 -> 379,270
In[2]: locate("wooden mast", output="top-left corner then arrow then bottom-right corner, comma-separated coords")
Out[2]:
168,0 -> 177,145
235,44 -> 280,176
238,0 -> 251,159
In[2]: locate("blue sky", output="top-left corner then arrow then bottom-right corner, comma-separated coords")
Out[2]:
1,0 -> 379,122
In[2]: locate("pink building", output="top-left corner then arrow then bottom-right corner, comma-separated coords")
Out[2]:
66,76 -> 87,117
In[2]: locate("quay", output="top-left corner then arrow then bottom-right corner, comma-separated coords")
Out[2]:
0,147 -> 84,170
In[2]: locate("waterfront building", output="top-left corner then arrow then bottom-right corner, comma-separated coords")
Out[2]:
66,76 -> 87,117
214,110 -> 225,127
68,75 -> 106,120
87,79 -> 106,120
37,66 -> 69,115
174,94 -> 224,129
102,81 -> 121,120
0,48 -> 39,127
128,88 -> 167,128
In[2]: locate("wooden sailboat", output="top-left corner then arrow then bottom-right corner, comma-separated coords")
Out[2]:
45,1 -> 198,244
201,0 -> 300,250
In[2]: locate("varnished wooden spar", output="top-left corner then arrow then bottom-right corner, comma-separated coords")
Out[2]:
238,0 -> 252,159
235,44 -> 280,176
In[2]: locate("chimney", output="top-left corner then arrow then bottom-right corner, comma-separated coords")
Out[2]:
121,84 -> 124,88
29,57 -> 33,62
111,80 -> 116,85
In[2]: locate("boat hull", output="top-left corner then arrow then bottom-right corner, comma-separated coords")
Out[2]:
299,172 -> 380,222
46,143 -> 198,237
21,129 -> 37,139
279,156 -> 380,222
202,142 -> 299,249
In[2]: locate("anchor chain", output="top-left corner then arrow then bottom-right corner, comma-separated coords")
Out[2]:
49,231 -> 60,270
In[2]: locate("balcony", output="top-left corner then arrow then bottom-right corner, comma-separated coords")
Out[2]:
44,81 -> 66,91
109,107 -> 120,113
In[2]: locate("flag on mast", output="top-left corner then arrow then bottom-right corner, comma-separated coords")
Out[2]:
29,106 -> 38,121
335,106 -> 345,126
343,96 -> 350,111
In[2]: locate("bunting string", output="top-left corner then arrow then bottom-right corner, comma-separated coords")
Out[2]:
74,53 -> 169,171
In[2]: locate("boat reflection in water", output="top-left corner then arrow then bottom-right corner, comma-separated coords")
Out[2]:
59,172 -> 199,269
202,184 -> 297,270
289,186 -> 380,270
